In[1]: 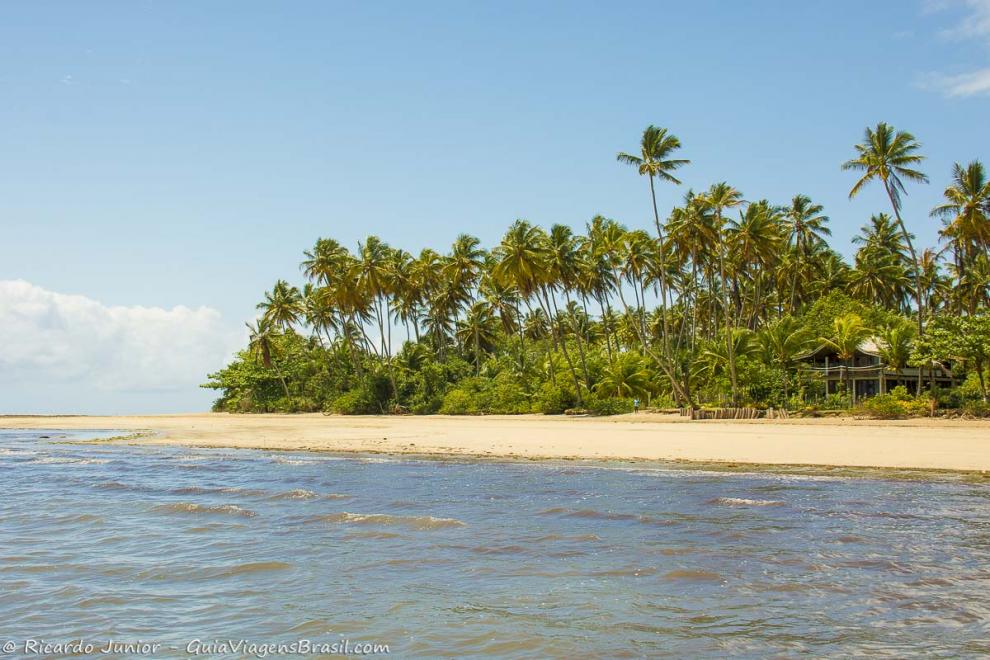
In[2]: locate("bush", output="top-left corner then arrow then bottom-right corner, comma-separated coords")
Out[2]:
962,399 -> 990,418
327,387 -> 381,415
486,380 -> 531,414
439,389 -> 476,415
585,395 -> 632,416
821,392 -> 851,410
534,383 -> 578,415
856,386 -> 931,419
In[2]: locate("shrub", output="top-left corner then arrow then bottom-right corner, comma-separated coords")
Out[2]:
856,387 -> 931,419
534,383 -> 578,415
821,392 -> 851,410
962,399 -> 990,418
585,395 -> 632,416
486,380 -> 530,414
327,387 -> 380,415
439,389 -> 476,415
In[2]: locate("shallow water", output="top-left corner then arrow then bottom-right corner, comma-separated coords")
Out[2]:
2,429 -> 990,657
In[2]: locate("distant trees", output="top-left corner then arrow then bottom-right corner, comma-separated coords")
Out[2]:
206,123 -> 989,416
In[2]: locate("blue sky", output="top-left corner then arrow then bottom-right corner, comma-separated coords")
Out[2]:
1,1 -> 988,413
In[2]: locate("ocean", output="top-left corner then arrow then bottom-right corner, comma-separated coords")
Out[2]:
1,429 -> 989,657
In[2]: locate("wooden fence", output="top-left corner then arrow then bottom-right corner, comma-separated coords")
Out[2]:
679,407 -> 789,420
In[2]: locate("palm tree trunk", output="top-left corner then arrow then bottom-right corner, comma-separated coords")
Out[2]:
717,218 -> 740,404
544,288 -> 584,404
647,174 -> 684,400
881,179 -> 924,392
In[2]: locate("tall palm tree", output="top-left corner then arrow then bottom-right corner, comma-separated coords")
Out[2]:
492,220 -> 553,382
784,194 -> 830,312
257,280 -> 304,331
617,125 -> 689,391
246,317 -> 290,399
700,182 -> 745,404
843,122 -> 928,336
456,301 -> 500,374
931,160 -> 990,314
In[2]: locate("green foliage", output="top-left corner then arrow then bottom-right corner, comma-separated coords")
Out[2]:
534,382 -> 579,415
585,395 -> 632,416
856,386 -> 931,419
962,400 -> 990,417
210,129 -> 988,415
328,387 -> 381,415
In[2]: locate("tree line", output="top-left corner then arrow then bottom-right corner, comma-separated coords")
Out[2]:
205,122 -> 990,416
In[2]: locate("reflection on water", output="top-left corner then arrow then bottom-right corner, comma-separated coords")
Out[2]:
2,429 -> 990,656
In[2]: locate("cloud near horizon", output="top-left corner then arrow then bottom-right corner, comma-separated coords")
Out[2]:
0,280 -> 239,395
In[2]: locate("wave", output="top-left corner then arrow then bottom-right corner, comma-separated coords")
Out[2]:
708,497 -> 785,507
171,486 -> 268,497
152,503 -> 257,518
663,569 -> 725,581
304,512 -> 465,530
30,456 -> 109,465
267,489 -> 351,501
538,507 -> 665,525
94,481 -> 134,491
216,561 -> 292,577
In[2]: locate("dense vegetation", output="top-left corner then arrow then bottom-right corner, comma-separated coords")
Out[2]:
205,123 -> 990,417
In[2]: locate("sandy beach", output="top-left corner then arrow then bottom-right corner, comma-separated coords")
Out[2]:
4,412 -> 990,472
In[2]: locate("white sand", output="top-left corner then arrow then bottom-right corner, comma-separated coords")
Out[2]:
4,412 -> 990,472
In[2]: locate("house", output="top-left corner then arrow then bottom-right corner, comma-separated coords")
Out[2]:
797,339 -> 960,402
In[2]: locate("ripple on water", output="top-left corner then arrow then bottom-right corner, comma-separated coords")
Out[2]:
707,497 -> 785,507
304,512 -> 465,530
151,503 -> 257,518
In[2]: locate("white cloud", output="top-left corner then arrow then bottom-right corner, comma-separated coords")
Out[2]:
919,0 -> 990,97
938,0 -> 990,39
918,66 -> 990,95
0,280 -> 238,393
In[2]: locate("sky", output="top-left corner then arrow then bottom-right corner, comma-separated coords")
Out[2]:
1,0 -> 988,414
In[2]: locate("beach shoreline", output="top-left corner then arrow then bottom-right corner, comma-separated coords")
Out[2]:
4,412 -> 990,474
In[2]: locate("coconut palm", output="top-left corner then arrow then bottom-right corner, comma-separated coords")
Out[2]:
843,122 -> 928,334
258,280 -> 304,331
784,195 -> 830,312
876,323 -> 916,393
931,160 -> 990,314
595,353 -> 652,400
246,317 -> 290,399
456,301 -> 500,374
758,316 -> 813,398
820,313 -> 872,398
700,182 -> 745,403
617,126 -> 689,388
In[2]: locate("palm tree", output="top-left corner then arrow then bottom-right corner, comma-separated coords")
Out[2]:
595,353 -> 652,400
820,313 -> 871,400
700,182 -> 745,404
257,280 -> 304,331
843,122 -> 928,336
456,301 -> 500,374
246,317 -> 290,400
617,126 -> 689,391
784,195 -> 830,312
758,316 -> 813,399
876,323 -> 916,394
931,160 -> 990,314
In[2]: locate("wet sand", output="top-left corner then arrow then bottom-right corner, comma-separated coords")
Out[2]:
3,413 -> 990,472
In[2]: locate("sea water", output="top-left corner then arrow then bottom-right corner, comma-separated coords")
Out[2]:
1,429 -> 989,657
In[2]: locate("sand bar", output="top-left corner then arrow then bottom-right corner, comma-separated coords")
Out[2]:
4,412 -> 990,473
